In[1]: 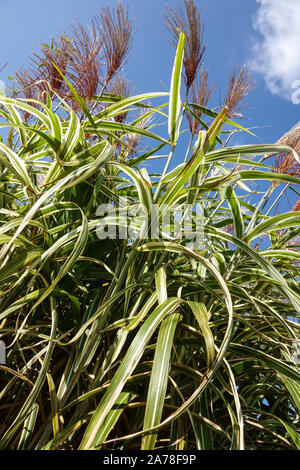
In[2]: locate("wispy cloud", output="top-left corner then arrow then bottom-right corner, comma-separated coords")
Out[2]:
249,0 -> 300,100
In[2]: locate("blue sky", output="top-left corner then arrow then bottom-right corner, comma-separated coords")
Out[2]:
0,0 -> 299,209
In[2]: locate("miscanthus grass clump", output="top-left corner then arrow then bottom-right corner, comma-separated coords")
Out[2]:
0,0 -> 299,451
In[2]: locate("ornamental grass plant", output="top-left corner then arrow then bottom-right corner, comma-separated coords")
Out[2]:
0,0 -> 299,450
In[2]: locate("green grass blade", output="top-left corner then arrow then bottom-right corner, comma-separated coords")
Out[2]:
79,298 -> 182,450
169,32 -> 185,145
141,312 -> 181,450
17,403 -> 39,450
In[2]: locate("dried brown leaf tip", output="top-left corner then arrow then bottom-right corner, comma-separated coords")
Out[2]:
224,65 -> 254,118
164,0 -> 205,92
98,2 -> 134,83
187,68 -> 215,135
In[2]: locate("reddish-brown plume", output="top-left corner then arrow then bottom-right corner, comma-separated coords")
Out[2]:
186,68 -> 215,135
107,75 -> 131,123
164,0 -> 205,92
123,110 -> 153,157
260,122 -> 300,186
224,65 -> 255,118
274,152 -> 300,179
13,2 -> 134,112
62,23 -> 103,104
98,2 -> 134,82
17,38 -> 70,102
275,121 -> 300,155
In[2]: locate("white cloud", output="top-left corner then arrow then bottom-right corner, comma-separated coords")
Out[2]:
249,0 -> 300,100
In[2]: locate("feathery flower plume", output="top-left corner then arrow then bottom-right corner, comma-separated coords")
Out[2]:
98,2 -> 134,83
274,152 -> 300,179
262,122 -> 300,180
164,0 -> 205,92
259,123 -> 300,192
186,67 -> 215,135
63,22 -> 103,104
29,39 -> 70,97
14,69 -> 40,119
274,121 -> 300,155
122,110 -> 153,157
107,74 -> 131,123
223,65 -> 254,118
13,2 -> 134,112
14,37 -> 72,109
262,121 -> 300,161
